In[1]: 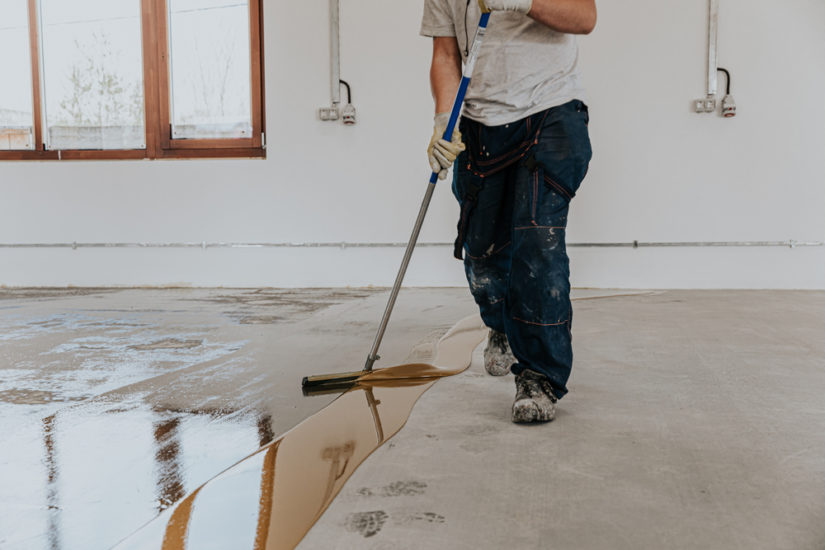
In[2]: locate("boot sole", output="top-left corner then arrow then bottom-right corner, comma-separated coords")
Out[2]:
512,399 -> 555,424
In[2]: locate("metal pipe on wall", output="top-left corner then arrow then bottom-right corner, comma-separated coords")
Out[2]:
0,241 -> 821,250
707,0 -> 719,97
329,0 -> 341,106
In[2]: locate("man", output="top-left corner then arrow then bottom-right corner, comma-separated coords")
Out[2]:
422,0 -> 596,423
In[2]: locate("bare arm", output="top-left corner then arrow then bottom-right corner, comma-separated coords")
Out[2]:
430,36 -> 463,114
527,0 -> 597,35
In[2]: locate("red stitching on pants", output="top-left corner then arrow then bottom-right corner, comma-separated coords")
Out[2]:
465,240 -> 512,261
475,117 -> 534,167
514,225 -> 566,231
466,111 -> 550,177
512,316 -> 570,327
544,175 -> 572,200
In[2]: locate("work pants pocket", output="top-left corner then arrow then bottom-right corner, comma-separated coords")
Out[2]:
534,100 -> 592,202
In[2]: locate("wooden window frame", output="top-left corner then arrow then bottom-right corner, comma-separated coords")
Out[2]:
1,0 -> 266,161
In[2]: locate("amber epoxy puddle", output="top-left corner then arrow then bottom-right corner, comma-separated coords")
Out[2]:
114,315 -> 487,550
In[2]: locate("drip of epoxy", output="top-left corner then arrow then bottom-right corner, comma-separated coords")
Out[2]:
115,315 -> 486,550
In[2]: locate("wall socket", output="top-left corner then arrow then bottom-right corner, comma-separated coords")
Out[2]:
694,98 -> 717,113
318,106 -> 340,121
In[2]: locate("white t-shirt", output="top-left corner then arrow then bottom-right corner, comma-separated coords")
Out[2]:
420,0 -> 586,126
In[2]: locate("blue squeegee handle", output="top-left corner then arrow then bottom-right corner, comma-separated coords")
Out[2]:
365,12 -> 491,372
429,11 -> 491,185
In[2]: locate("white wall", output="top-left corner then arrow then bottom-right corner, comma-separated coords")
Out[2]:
1,0 -> 823,289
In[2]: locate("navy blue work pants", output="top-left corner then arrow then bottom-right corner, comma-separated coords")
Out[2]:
452,100 -> 592,399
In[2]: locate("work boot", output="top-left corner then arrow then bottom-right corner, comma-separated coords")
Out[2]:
512,369 -> 558,423
483,330 -> 515,376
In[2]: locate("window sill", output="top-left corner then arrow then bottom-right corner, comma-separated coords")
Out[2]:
0,148 -> 266,161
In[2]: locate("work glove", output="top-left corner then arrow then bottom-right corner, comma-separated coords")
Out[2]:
478,0 -> 533,14
428,112 -> 466,180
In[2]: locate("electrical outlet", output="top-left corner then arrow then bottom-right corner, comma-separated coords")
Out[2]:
318,107 -> 340,121
341,104 -> 356,125
721,95 -> 736,118
693,97 -> 718,114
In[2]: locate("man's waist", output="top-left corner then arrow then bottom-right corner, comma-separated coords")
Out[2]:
462,96 -> 584,128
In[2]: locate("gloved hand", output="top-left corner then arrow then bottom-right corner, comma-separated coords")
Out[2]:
478,0 -> 533,14
428,113 -> 466,180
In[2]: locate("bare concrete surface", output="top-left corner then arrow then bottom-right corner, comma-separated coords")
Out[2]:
300,291 -> 825,550
2,289 -> 824,550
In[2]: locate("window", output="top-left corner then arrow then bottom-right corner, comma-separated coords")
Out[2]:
0,0 -> 35,150
0,0 -> 265,160
40,0 -> 146,150
168,0 -> 253,140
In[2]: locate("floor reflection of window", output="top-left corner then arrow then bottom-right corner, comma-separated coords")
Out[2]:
42,415 -> 60,550
153,418 -> 185,511
38,405 -> 269,550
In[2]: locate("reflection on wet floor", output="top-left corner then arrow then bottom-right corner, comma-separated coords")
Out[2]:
6,401 -> 270,549
114,316 -> 486,550
0,288 -> 483,550
0,295 -> 254,549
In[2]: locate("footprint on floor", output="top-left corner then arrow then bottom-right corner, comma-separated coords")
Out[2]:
397,512 -> 445,525
381,480 -> 427,497
357,480 -> 427,497
345,510 -> 389,538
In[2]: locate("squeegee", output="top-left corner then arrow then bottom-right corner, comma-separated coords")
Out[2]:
302,9 -> 492,391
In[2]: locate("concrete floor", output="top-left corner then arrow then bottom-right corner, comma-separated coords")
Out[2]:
1,288 -> 824,549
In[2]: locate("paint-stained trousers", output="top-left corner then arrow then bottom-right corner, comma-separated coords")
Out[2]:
452,100 -> 592,399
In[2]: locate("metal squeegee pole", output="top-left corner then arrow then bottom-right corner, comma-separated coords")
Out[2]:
365,12 -> 491,371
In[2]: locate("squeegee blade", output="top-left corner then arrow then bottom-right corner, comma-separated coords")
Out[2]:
301,370 -> 366,389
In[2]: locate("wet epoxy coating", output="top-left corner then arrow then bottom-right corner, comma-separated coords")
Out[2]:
0,288 -> 480,550
114,316 -> 486,550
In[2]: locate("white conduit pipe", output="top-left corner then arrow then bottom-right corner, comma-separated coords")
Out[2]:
329,0 -> 341,106
707,0 -> 719,97
0,241 -> 821,250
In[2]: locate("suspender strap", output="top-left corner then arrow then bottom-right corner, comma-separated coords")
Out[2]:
453,181 -> 482,260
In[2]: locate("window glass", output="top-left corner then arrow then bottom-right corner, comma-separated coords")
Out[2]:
0,0 -> 35,150
168,0 -> 252,140
40,0 -> 145,150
